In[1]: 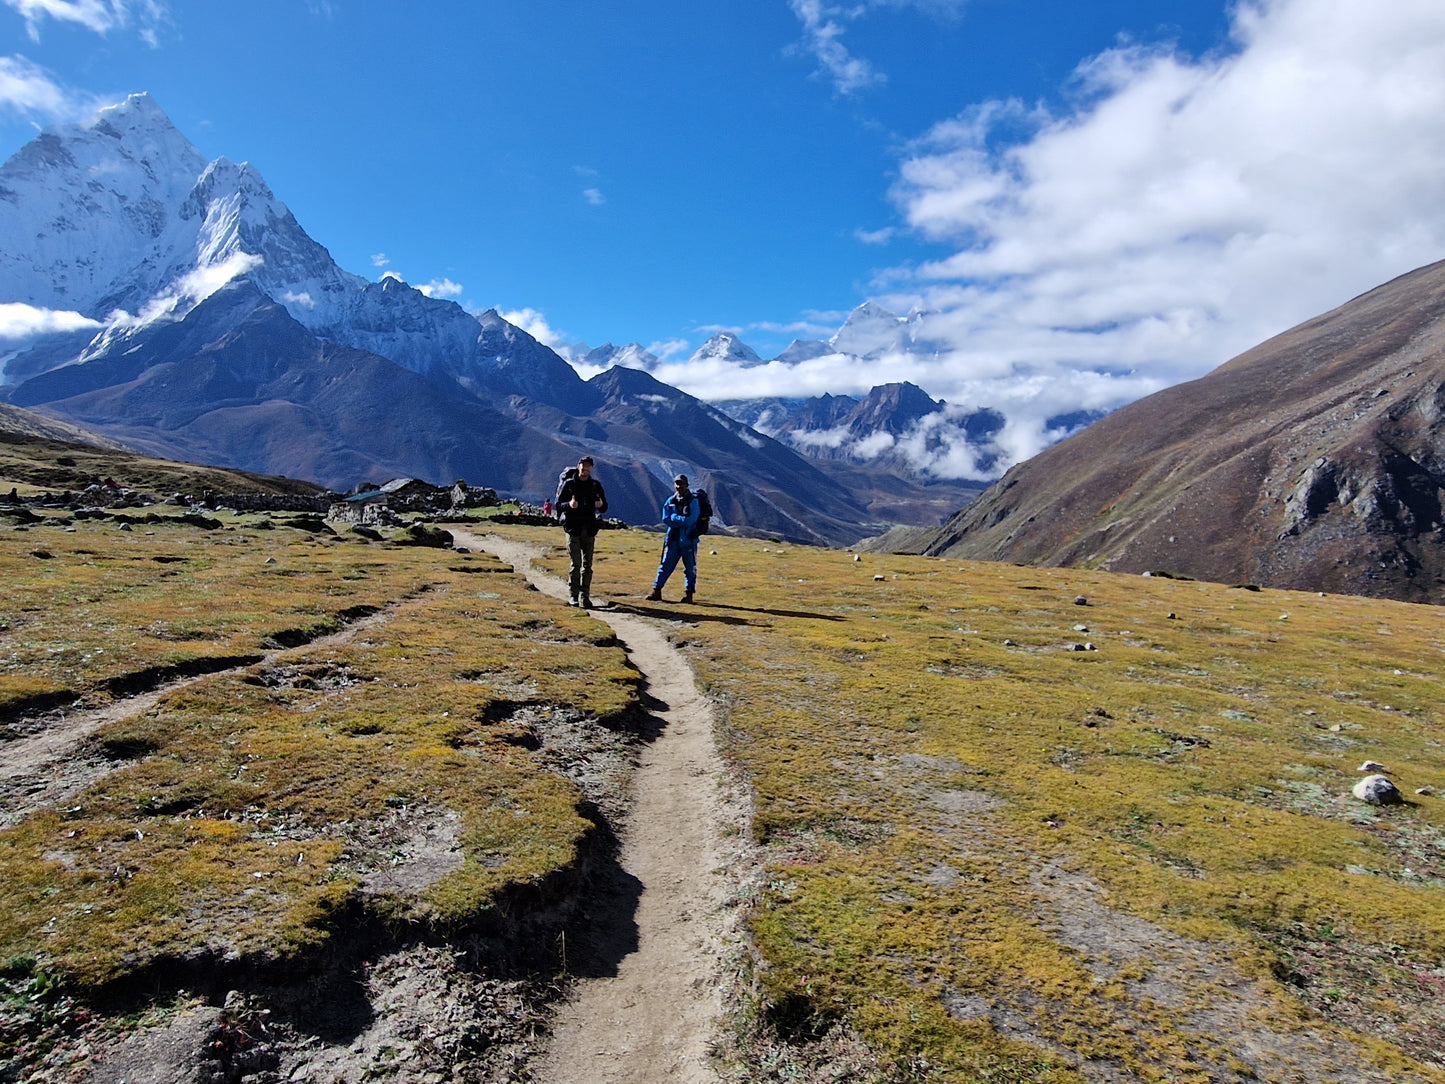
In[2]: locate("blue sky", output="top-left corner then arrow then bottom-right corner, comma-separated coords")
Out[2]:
5,0 -> 1445,469
0,0 -> 1232,355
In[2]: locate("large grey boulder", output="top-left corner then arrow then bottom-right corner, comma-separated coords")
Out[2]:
1351,774 -> 1402,805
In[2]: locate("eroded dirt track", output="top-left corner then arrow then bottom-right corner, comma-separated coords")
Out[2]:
458,530 -> 742,1084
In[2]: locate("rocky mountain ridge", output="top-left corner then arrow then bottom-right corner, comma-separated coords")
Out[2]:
882,257 -> 1445,603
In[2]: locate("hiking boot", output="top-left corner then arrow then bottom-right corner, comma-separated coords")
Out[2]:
681,590 -> 694,604
581,596 -> 594,609
645,588 -> 663,601
567,595 -> 580,606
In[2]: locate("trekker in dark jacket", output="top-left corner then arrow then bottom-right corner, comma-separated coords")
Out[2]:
646,474 -> 700,604
556,456 -> 608,607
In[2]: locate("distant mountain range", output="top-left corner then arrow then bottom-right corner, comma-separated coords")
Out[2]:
876,258 -> 1445,604
0,94 -> 991,545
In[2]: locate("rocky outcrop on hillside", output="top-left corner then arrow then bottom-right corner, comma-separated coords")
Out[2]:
893,257 -> 1445,603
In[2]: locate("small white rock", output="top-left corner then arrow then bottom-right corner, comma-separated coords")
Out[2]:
1358,760 -> 1387,773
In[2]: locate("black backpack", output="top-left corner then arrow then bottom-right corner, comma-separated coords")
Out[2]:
554,467 -> 577,517
693,488 -> 712,536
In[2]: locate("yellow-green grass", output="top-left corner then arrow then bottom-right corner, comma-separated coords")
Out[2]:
0,512 -> 442,710
0,518 -> 638,988
501,524 -> 1445,1081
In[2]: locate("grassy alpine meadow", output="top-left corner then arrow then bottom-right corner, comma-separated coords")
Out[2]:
507,523 -> 1445,1082
0,512 -> 639,994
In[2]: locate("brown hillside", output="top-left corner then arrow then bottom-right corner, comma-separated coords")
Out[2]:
0,404 -> 327,497
904,257 -> 1445,603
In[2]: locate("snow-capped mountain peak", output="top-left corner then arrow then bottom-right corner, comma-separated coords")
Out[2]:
689,331 -> 764,367
581,342 -> 659,370
0,94 -> 589,408
830,301 -> 907,357
0,93 -> 208,315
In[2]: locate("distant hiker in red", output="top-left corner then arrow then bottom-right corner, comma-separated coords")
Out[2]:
647,474 -> 701,604
542,498 -> 553,517
556,456 -> 607,608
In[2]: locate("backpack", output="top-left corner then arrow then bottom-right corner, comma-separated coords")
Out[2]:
555,467 -> 577,518
692,488 -> 712,536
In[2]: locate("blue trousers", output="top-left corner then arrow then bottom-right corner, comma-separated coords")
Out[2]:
653,534 -> 697,592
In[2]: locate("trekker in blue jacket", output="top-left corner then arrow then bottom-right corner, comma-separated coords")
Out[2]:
645,474 -> 700,603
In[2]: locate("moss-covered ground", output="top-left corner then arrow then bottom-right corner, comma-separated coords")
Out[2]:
0,512 -> 638,1001
512,525 -> 1445,1082
6,507 -> 1445,1082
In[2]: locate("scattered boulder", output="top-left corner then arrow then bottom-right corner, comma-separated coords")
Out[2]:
395,524 -> 455,549
1358,760 -> 1388,773
1352,775 -> 1402,805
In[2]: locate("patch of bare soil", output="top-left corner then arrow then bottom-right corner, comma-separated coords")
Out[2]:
457,529 -> 754,1084
76,948 -> 549,1084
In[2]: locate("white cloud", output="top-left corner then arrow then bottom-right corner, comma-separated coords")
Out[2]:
789,424 -> 851,452
0,301 -> 102,340
499,307 -> 568,350
647,338 -> 692,363
370,252 -> 390,268
881,0 -> 1445,406
788,0 -> 884,96
723,0 -> 1445,475
282,290 -> 315,310
788,0 -> 969,95
3,0 -> 165,41
417,277 -> 463,298
854,226 -> 896,245
0,54 -> 110,120
582,187 -> 605,206
119,251 -> 264,327
380,270 -> 403,282
0,54 -> 67,115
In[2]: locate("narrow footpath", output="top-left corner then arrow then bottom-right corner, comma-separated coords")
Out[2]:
456,530 -> 743,1084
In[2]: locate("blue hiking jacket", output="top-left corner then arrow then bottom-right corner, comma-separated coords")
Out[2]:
661,491 -> 700,542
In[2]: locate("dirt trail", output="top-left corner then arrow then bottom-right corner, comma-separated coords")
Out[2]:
457,529 -> 741,1084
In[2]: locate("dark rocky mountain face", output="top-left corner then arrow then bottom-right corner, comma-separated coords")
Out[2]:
733,382 -> 1006,482
904,258 -> 1445,603
11,281 -> 581,498
513,364 -> 885,544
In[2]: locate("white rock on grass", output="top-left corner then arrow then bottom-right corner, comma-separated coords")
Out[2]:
1357,760 -> 1387,773
1352,775 -> 1402,805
